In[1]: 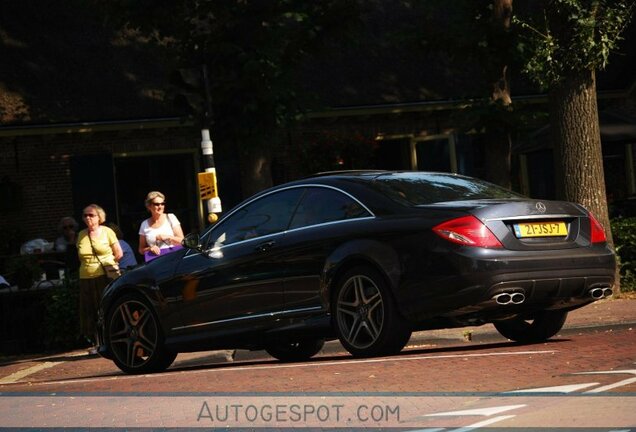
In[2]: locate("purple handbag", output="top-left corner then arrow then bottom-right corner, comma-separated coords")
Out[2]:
144,244 -> 184,262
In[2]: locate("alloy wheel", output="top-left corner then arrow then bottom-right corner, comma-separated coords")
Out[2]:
336,274 -> 385,349
108,298 -> 158,370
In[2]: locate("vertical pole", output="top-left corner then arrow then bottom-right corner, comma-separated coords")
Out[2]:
198,65 -> 222,224
200,129 -> 222,223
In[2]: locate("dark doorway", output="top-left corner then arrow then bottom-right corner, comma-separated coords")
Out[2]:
375,138 -> 411,170
416,139 -> 451,172
71,154 -> 116,221
113,153 -> 199,256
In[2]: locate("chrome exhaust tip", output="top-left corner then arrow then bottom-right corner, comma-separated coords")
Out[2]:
493,292 -> 526,305
589,288 -> 604,299
588,286 -> 613,299
511,293 -> 525,304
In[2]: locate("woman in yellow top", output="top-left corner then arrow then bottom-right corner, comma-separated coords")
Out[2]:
77,204 -> 123,352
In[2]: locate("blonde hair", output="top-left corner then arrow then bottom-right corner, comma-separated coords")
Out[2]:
145,191 -> 166,206
84,204 -> 106,224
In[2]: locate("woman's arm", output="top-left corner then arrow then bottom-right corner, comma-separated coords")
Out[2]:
157,214 -> 184,246
111,240 -> 123,262
138,234 -> 149,255
171,223 -> 185,245
140,233 -> 161,256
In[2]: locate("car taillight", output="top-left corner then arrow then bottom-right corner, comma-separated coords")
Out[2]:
589,212 -> 607,244
433,215 -> 503,248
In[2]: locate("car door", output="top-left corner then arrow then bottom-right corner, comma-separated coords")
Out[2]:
172,188 -> 304,336
282,186 -> 373,312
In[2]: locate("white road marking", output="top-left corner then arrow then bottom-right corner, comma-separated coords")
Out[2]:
506,383 -> 599,393
0,362 -> 64,384
0,349 -> 556,387
416,405 -> 524,432
574,369 -> 636,393
450,414 -> 516,431
425,404 -> 526,417
576,369 -> 636,376
585,377 -> 636,393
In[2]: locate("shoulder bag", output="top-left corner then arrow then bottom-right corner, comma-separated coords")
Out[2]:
89,234 -> 121,281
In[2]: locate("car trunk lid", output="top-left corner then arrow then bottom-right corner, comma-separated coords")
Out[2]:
421,199 -> 592,251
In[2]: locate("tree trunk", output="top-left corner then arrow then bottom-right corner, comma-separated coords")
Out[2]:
549,69 -> 619,291
484,0 -> 513,189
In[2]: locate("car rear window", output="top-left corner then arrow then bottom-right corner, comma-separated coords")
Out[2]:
371,172 -> 523,205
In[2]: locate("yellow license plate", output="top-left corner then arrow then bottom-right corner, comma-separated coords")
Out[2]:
513,221 -> 568,238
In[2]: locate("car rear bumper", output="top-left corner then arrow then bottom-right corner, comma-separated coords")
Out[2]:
400,244 -> 616,326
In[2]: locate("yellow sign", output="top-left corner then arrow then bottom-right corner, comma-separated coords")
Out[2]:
198,172 -> 218,200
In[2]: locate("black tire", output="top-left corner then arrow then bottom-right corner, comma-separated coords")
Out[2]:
106,294 -> 177,374
265,338 -> 325,362
494,310 -> 568,343
332,265 -> 411,357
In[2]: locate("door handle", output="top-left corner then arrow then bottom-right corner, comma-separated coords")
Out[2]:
255,241 -> 275,252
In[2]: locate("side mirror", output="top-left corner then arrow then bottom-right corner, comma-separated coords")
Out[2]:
183,233 -> 201,250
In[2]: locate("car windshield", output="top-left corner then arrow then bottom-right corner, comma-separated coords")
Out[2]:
371,172 -> 524,206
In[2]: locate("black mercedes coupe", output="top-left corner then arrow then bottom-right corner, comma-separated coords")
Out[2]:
97,171 -> 616,374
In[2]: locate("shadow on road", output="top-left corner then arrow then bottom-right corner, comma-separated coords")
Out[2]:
1,337 -> 575,385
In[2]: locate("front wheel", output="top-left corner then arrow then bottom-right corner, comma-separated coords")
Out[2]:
265,338 -> 325,362
106,294 -> 177,374
332,265 -> 411,357
494,310 -> 568,343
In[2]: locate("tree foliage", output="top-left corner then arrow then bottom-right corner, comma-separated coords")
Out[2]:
98,1 -> 362,196
515,1 -> 634,294
517,0 -> 634,88
100,0 -> 361,142
611,217 -> 636,292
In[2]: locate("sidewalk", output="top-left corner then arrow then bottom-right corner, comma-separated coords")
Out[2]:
561,295 -> 636,328
414,295 -> 636,345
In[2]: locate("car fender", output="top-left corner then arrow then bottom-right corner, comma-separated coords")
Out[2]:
101,267 -> 166,317
321,238 -> 402,308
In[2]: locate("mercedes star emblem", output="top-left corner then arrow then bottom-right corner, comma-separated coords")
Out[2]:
536,202 -> 547,213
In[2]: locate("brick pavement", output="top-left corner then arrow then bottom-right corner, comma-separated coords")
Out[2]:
1,297 -> 634,429
0,297 -> 634,391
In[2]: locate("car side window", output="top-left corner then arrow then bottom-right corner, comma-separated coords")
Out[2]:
207,188 -> 304,247
289,187 -> 370,229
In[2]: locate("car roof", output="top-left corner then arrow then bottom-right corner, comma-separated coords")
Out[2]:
301,170 -> 389,180
280,170 -> 480,190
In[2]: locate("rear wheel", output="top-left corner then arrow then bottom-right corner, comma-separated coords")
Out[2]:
265,338 -> 325,362
106,294 -> 177,374
332,265 -> 411,357
494,310 -> 568,343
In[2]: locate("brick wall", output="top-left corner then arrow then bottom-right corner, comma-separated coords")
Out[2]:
0,126 -> 198,255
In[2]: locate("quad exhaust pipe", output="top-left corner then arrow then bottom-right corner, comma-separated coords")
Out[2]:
492,285 -> 612,305
588,287 -> 613,300
493,292 -> 525,305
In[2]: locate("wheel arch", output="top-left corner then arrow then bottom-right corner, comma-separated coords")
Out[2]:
101,281 -> 168,334
322,239 -> 402,312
